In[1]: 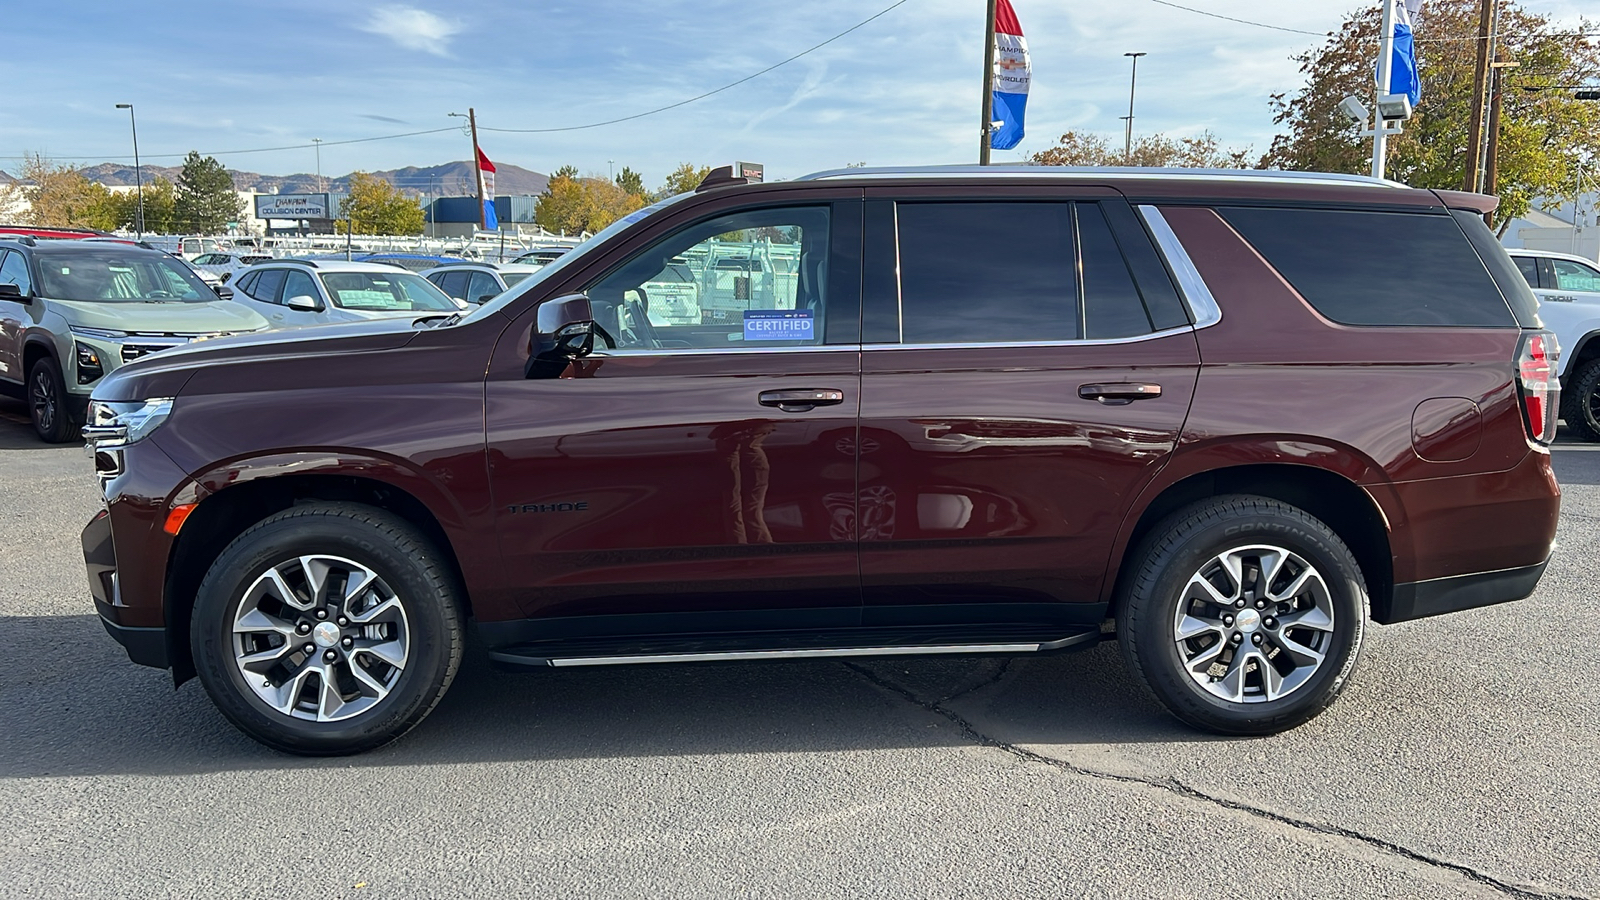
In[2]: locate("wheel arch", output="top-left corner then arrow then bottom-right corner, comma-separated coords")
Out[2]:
1107,461 -> 1395,623
163,467 -> 470,685
22,332 -> 60,374
1562,328 -> 1600,379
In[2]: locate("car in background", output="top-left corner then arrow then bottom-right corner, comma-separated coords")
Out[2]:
355,253 -> 463,273
422,261 -> 543,305
511,246 -> 573,266
0,237 -> 269,442
229,260 -> 465,328
1508,248 -> 1600,440
192,252 -> 274,282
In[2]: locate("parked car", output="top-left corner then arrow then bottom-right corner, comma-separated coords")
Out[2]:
229,260 -> 464,327
1507,249 -> 1600,440
82,166 -> 1560,755
421,261 -> 543,305
191,252 -> 274,282
0,237 -> 269,442
511,246 -> 573,266
355,253 -> 464,273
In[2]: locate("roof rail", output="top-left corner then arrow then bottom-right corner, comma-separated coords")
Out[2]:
281,259 -> 319,268
793,164 -> 1408,189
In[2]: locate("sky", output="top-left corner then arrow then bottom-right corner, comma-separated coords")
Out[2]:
1,0 -> 1592,191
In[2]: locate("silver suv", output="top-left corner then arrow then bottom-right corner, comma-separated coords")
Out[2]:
0,238 -> 270,442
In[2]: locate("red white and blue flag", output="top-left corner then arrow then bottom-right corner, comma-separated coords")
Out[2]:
990,0 -> 1030,151
476,145 -> 499,231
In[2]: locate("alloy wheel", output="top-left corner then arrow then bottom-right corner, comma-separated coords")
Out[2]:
232,554 -> 411,722
1172,544 -> 1336,704
30,368 -> 56,434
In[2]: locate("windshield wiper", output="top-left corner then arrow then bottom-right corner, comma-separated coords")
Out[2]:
413,313 -> 461,328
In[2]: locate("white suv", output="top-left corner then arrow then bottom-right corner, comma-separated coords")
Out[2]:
230,260 -> 465,328
1508,249 -> 1600,440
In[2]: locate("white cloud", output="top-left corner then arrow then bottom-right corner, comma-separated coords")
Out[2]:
360,7 -> 461,56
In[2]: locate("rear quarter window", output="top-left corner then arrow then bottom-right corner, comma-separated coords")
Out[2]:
1219,207 -> 1516,327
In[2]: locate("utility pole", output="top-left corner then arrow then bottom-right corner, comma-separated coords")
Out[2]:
312,138 -> 324,194
1122,52 -> 1147,164
1372,0 -> 1397,179
468,108 -> 486,230
114,104 -> 144,239
1462,0 -> 1494,191
978,0 -> 997,165
1484,58 -> 1519,227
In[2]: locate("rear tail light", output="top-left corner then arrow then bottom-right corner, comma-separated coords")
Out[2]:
1516,331 -> 1560,444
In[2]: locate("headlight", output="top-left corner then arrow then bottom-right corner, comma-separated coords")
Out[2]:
69,326 -> 130,339
75,342 -> 104,384
83,398 -> 174,445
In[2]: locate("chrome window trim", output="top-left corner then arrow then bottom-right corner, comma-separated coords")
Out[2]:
862,325 -> 1194,352
591,344 -> 851,357
1137,205 -> 1222,330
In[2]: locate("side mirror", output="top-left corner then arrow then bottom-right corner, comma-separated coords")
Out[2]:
528,294 -> 604,377
0,283 -> 24,301
214,285 -> 234,301
285,294 -> 322,312
476,294 -> 498,305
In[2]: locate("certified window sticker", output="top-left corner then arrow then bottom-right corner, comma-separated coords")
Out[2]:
743,309 -> 814,341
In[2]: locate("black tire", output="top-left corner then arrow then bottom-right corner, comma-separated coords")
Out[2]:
1560,358 -> 1600,442
1117,495 -> 1367,735
28,356 -> 76,444
191,503 -> 464,755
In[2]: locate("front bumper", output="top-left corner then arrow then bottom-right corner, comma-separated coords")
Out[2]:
1378,557 -> 1550,624
83,508 -> 168,669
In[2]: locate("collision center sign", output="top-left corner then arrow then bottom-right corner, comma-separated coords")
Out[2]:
255,194 -> 330,219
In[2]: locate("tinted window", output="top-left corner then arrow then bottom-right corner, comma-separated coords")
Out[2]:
467,271 -> 501,303
1553,259 -> 1600,293
0,250 -> 32,295
251,269 -> 287,304
1449,210 -> 1540,328
1512,256 -> 1540,288
431,270 -> 468,300
232,271 -> 258,295
282,270 -> 319,305
589,206 -> 832,350
1078,203 -> 1154,339
897,202 -> 1079,343
1221,208 -> 1513,327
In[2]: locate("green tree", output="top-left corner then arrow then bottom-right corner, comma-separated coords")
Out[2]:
336,172 -> 425,235
108,177 -> 177,233
615,166 -> 645,198
1265,0 -> 1600,228
535,170 -> 644,235
656,163 -> 713,198
174,150 -> 244,233
8,153 -> 120,230
1031,130 -> 1253,168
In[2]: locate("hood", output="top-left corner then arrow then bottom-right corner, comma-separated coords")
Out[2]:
92,315 -> 428,402
50,297 -> 269,335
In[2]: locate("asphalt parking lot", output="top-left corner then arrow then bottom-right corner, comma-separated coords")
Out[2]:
1,395 -> 1596,900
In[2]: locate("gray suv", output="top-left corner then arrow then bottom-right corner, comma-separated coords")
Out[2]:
0,238 -> 271,442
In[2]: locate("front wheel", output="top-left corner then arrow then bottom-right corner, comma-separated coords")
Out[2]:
28,357 -> 76,443
1117,495 -> 1367,735
191,503 -> 464,755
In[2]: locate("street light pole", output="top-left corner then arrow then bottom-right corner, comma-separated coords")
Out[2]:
978,0 -> 998,165
1122,52 -> 1147,165
312,138 -> 323,194
114,104 -> 144,239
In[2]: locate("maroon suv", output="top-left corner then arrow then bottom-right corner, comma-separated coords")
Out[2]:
81,166 -> 1561,755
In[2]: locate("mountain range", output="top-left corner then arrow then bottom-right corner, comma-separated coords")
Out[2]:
4,160 -> 550,197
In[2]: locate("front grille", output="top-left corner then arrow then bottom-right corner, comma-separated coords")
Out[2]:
120,344 -> 174,363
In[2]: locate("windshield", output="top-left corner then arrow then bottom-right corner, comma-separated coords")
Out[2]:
320,271 -> 459,312
36,250 -> 216,303
465,193 -> 698,322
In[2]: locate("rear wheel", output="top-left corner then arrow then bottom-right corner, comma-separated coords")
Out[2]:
1118,495 -> 1367,735
191,503 -> 464,755
1561,357 -> 1600,442
28,357 -> 76,444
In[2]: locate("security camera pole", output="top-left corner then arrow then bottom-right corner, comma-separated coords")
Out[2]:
1372,0 -> 1396,179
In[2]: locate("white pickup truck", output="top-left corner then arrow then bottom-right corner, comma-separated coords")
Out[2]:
1509,249 -> 1600,440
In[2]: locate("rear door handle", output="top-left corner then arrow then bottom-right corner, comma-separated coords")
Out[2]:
759,389 -> 845,413
1078,382 -> 1162,405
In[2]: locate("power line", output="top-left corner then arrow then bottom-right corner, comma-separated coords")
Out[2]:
1146,0 -> 1327,36
479,0 -> 914,134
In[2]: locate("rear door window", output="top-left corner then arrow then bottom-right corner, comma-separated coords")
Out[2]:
1221,207 -> 1515,327
467,271 -> 501,303
249,269 -> 287,304
1512,256 -> 1540,289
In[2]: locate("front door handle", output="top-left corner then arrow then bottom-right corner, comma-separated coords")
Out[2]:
759,388 -> 845,413
1079,382 -> 1162,405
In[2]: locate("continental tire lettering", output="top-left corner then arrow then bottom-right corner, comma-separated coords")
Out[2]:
507,501 -> 589,514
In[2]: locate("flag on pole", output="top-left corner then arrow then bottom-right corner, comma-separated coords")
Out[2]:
476,146 -> 499,231
989,0 -> 1030,151
1384,0 -> 1423,106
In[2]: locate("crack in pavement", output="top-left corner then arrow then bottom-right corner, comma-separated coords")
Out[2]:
843,660 -> 1592,900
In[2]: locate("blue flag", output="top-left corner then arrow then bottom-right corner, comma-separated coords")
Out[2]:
1385,0 -> 1422,106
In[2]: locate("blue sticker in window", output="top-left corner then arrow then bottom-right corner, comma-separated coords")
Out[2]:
743,309 -> 814,341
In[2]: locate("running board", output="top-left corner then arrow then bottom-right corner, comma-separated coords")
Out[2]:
489,631 -> 1098,669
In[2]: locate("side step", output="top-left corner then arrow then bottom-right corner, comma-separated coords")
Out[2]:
488,626 -> 1101,669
